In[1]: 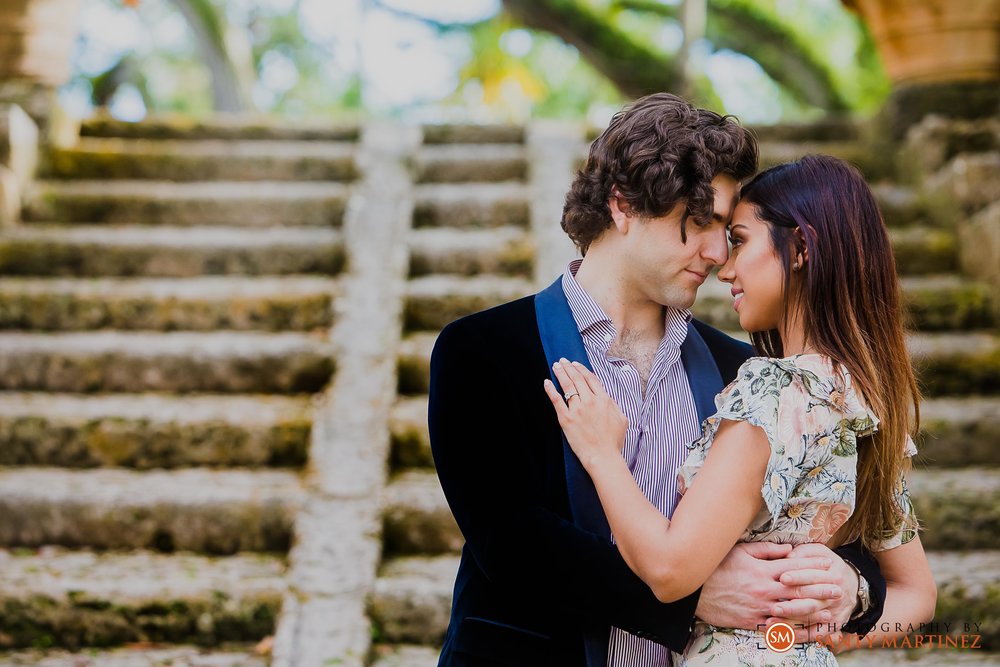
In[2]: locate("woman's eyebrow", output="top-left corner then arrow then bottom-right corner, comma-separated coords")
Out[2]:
728,224 -> 749,232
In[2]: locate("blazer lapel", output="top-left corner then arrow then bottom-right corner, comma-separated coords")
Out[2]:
534,277 -> 611,540
534,276 -> 611,667
680,321 -> 725,424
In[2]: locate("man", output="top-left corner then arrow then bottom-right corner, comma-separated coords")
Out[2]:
428,93 -> 885,667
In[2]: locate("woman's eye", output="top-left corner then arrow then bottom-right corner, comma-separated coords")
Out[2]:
728,235 -> 742,247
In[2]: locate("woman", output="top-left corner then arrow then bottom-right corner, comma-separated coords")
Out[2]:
542,155 -> 937,666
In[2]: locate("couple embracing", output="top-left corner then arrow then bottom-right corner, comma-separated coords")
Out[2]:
427,93 -> 937,667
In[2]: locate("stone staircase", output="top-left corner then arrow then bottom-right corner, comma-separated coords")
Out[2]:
0,115 -> 996,666
370,121 -> 1000,666
0,116 -> 359,664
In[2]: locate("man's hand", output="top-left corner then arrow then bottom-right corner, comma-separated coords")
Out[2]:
765,543 -> 860,643
697,542 -> 839,632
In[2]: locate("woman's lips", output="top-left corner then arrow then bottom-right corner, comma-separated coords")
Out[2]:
732,288 -> 744,312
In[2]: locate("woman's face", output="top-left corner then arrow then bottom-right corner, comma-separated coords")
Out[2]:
717,201 -> 789,333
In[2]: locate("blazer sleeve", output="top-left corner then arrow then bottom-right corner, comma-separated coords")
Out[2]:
834,540 -> 887,637
428,318 -> 700,652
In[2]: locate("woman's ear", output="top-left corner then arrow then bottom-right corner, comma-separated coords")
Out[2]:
791,227 -> 810,271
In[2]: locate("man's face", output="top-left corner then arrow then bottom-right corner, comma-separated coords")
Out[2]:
621,174 -> 739,310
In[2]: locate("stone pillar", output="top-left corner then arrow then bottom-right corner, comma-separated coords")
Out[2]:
270,121 -> 417,667
527,120 -> 584,288
0,104 -> 39,226
0,0 -> 83,131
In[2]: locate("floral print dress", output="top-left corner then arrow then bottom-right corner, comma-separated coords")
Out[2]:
674,354 -> 917,667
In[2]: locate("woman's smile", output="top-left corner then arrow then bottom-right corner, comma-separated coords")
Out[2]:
731,287 -> 744,311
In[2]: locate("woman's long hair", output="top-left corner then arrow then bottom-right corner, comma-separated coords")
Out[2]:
741,155 -> 920,551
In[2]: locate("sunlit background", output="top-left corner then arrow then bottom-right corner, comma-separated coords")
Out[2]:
63,0 -> 890,126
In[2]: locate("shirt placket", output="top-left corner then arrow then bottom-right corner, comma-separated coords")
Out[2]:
630,339 -> 679,469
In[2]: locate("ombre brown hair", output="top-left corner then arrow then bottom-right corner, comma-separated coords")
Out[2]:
562,93 -> 758,254
741,155 -> 920,552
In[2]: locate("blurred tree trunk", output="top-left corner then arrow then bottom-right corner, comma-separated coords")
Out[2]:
501,0 -> 680,96
169,0 -> 254,112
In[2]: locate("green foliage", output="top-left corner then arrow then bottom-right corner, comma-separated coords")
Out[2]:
71,0 -> 890,121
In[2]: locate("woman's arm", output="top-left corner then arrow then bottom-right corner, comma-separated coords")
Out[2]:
833,536 -> 936,653
545,360 -> 770,602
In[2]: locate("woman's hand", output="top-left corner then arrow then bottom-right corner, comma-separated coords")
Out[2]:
542,358 -> 628,470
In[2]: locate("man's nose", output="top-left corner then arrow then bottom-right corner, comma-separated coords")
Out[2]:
702,228 -> 730,267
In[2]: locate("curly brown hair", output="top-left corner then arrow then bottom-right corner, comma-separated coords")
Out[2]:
562,93 -> 758,255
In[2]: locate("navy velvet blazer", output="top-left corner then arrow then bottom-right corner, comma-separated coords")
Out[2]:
428,281 -> 885,667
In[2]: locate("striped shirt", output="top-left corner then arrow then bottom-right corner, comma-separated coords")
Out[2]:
561,259 -> 702,667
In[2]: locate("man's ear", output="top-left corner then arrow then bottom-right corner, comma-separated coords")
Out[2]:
608,189 -> 631,234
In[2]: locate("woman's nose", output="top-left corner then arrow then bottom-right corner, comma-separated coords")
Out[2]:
717,257 -> 735,283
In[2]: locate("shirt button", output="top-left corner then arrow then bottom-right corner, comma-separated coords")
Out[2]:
603,333 -> 613,343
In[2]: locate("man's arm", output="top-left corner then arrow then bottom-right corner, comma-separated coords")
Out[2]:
694,540 -> 880,641
428,319 -> 698,650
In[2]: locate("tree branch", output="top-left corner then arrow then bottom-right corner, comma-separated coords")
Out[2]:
501,0 -> 679,97
615,0 -> 848,110
371,0 -> 493,33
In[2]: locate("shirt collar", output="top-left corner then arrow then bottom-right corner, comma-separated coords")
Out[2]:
561,259 -> 693,351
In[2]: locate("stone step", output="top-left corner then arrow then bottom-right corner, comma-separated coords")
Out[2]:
380,468 -> 999,556
416,145 -> 527,183
748,119 -> 864,143
407,227 -> 534,278
588,118 -> 864,144
910,470 -> 1000,551
0,331 -> 334,393
390,396 -> 432,469
0,468 -> 302,553
370,645 -> 439,667
576,138 -> 884,180
890,227 -> 959,275
693,275 -> 996,332
840,651 -> 1000,665
0,546 -> 283,650
872,184 -> 931,228
0,275 -> 339,331
23,181 -> 350,226
397,333 -> 436,396
909,333 -> 1000,397
369,551 -> 1000,650
383,471 -> 461,557
0,225 -> 346,277
370,555 -> 459,646
756,140 -> 890,180
47,138 -> 358,182
922,550 -> 1000,652
80,114 -> 360,142
422,124 -> 524,145
413,182 -> 529,229
903,276 -> 996,331
0,647 -> 268,666
404,274 -> 533,332
388,395 -> 1000,472
918,398 -> 1000,468
0,392 -> 312,468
